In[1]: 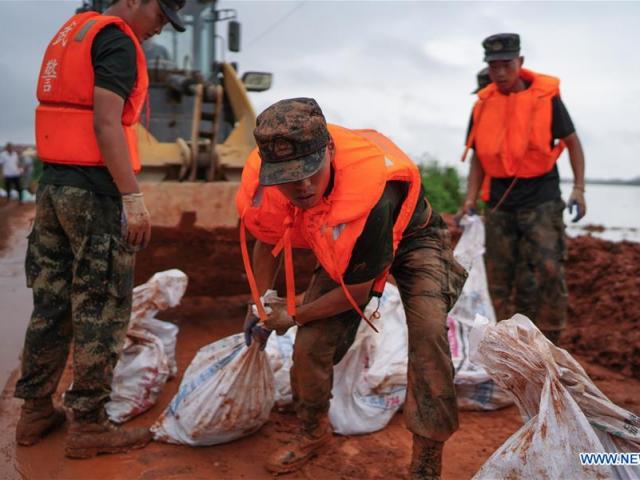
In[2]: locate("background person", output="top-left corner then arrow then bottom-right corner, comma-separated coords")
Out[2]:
459,33 -> 586,344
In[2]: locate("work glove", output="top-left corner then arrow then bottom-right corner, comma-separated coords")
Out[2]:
122,192 -> 151,249
243,303 -> 271,350
263,303 -> 297,336
567,185 -> 586,223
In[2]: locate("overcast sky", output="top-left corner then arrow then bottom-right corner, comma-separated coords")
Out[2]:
1,0 -> 639,180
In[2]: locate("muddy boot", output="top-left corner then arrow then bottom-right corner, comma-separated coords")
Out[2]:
65,418 -> 152,459
265,416 -> 333,474
409,434 -> 443,480
16,398 -> 66,446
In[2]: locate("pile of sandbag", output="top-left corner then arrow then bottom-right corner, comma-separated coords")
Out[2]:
449,215 -> 512,411
471,314 -> 640,479
106,269 -> 188,423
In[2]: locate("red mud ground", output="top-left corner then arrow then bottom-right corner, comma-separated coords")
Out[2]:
1,207 -> 639,479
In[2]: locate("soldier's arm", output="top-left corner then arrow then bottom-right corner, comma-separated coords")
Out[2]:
462,153 -> 484,212
93,86 -> 140,195
295,279 -> 375,326
563,132 -> 585,189
252,239 -> 282,295
563,132 -> 587,221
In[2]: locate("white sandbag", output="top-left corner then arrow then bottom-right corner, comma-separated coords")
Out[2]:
106,329 -> 170,423
329,283 -> 408,435
151,333 -> 275,446
106,269 -> 188,423
264,327 -> 297,408
449,215 -> 512,411
129,269 -> 188,376
471,314 -> 640,480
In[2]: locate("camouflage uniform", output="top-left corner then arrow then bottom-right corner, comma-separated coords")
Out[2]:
291,212 -> 467,441
484,198 -> 568,334
14,185 -> 135,422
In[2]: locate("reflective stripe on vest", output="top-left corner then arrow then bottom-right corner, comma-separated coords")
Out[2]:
237,125 -> 423,330
35,12 -> 148,172
462,68 -> 565,179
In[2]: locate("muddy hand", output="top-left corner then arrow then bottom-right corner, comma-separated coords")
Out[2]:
263,304 -> 296,335
454,199 -> 477,226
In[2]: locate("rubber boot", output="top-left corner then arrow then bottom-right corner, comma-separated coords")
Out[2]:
409,434 -> 444,480
16,398 -> 66,446
65,417 -> 152,459
265,416 -> 333,474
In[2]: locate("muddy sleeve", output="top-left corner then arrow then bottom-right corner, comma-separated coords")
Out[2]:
343,197 -> 394,285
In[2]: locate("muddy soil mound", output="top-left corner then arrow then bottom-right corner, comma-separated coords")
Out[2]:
565,236 -> 640,379
135,225 -> 316,298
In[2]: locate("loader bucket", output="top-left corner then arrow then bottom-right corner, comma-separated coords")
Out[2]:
135,62 -> 258,230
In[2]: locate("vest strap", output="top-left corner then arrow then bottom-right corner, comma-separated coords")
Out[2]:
240,217 -> 268,321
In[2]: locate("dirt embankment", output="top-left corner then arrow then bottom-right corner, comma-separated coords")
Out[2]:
137,220 -> 640,381
564,236 -> 640,379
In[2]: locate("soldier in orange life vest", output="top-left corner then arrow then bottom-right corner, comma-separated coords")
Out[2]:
459,33 -> 587,344
237,98 -> 467,478
14,0 -> 185,458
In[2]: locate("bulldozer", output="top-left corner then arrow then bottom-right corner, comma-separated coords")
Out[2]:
76,0 -> 273,229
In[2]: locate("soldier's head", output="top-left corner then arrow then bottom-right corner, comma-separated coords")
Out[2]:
108,0 -> 185,41
482,33 -> 524,94
254,98 -> 334,210
472,67 -> 491,94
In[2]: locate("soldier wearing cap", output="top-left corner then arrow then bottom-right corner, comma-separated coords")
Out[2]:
459,33 -> 586,344
237,98 -> 467,478
14,0 -> 185,458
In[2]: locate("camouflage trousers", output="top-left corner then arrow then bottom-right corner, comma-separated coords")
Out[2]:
291,214 -> 467,442
485,198 -> 568,334
14,185 -> 135,422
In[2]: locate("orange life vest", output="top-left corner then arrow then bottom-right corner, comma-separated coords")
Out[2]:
462,68 -> 565,179
236,125 -> 425,330
35,12 -> 148,172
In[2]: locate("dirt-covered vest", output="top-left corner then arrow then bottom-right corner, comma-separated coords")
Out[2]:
35,12 -> 148,172
236,125 -> 423,330
463,68 -> 565,179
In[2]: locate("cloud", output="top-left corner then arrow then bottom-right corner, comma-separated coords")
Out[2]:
1,0 -> 639,179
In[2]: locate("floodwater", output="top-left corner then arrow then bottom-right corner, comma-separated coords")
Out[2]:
561,183 -> 640,242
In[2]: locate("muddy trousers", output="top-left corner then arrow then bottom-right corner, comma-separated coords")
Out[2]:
14,185 -> 135,422
290,222 -> 466,441
485,199 -> 568,334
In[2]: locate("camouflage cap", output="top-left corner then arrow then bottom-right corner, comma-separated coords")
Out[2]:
254,97 -> 330,186
472,67 -> 491,93
482,33 -> 520,62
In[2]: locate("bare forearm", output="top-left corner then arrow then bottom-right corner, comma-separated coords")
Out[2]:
464,153 -> 484,204
94,122 -> 139,194
564,133 -> 585,186
252,240 -> 281,295
296,280 -> 373,325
